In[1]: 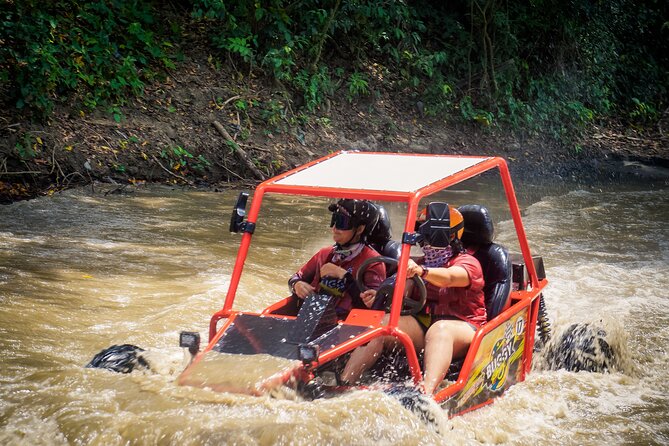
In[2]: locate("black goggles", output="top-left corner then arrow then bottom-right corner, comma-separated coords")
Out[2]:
330,212 -> 354,230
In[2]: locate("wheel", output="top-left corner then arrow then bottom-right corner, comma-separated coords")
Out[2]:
355,256 -> 427,315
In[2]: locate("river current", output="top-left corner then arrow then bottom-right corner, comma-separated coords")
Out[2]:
0,177 -> 667,445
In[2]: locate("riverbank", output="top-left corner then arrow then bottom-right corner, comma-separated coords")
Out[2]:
1,54 -> 668,204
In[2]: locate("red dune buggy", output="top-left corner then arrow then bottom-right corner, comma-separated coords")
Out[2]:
175,151 -> 549,417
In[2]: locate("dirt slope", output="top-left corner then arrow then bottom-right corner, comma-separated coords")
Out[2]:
1,52 -> 668,204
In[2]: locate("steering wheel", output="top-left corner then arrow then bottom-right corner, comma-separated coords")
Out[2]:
356,256 -> 427,315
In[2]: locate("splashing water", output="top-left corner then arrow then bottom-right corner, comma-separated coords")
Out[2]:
1,183 -> 668,445
534,321 -> 632,374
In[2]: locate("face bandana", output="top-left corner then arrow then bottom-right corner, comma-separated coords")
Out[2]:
422,244 -> 454,268
332,241 -> 364,263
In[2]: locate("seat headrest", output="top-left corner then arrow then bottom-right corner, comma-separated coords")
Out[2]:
367,205 -> 393,246
458,204 -> 494,246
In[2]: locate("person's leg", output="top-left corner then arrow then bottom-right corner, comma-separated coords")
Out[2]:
341,314 -> 425,384
421,319 -> 475,395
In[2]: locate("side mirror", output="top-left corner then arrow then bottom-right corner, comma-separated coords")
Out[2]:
297,344 -> 320,366
230,192 -> 249,233
179,331 -> 200,360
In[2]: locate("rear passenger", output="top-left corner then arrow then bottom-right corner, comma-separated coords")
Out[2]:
458,204 -> 512,320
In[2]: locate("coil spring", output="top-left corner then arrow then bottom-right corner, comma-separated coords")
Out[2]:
537,293 -> 552,345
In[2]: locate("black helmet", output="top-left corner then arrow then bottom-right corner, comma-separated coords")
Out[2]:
367,205 -> 393,247
415,202 -> 464,248
328,199 -> 379,240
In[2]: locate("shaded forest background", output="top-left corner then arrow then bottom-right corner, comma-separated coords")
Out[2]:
1,0 -> 668,202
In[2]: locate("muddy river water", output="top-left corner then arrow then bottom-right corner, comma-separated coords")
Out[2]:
0,176 -> 667,445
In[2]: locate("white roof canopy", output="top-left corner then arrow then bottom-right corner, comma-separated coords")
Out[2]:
273,152 -> 490,193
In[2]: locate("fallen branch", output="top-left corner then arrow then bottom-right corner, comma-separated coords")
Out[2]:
216,161 -> 245,182
211,94 -> 241,110
50,147 -> 66,180
56,170 -> 94,196
238,142 -> 272,153
212,120 -> 266,181
82,118 -> 121,127
61,171 -> 87,187
221,95 -> 241,108
0,170 -> 42,175
2,123 -> 20,132
593,132 -> 656,143
104,184 -> 129,196
151,155 -> 193,185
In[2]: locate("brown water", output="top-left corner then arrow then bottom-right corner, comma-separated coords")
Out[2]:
0,179 -> 667,445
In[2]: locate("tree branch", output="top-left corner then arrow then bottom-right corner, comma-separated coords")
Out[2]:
212,120 -> 266,181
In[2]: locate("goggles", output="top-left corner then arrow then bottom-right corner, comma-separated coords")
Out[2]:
330,212 -> 355,230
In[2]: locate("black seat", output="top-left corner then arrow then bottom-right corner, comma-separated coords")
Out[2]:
458,205 -> 512,321
367,205 -> 401,276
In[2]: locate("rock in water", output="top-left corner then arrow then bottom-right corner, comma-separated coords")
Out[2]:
542,323 -> 615,372
86,344 -> 150,373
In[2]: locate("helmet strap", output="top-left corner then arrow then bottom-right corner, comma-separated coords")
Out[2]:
338,225 -> 365,247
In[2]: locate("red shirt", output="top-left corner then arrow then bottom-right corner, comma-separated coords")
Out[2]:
292,245 -> 386,317
425,252 -> 486,328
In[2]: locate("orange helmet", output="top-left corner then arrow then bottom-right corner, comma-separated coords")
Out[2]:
416,202 -> 464,247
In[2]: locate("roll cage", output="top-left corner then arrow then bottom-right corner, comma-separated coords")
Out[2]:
200,151 -> 547,412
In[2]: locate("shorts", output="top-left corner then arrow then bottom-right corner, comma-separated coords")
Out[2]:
412,314 -> 477,333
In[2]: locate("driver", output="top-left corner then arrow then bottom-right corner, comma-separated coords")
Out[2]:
341,203 -> 485,395
288,199 -> 386,319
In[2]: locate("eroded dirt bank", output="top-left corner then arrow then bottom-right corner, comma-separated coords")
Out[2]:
1,55 -> 668,204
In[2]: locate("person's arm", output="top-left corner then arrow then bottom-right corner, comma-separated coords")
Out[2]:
289,251 -> 324,299
319,254 -> 386,308
319,262 -> 347,279
362,260 -> 386,289
407,258 -> 470,288
320,262 -> 364,306
292,281 -> 316,298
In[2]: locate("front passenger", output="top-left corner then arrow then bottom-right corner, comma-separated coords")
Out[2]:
341,202 -> 486,395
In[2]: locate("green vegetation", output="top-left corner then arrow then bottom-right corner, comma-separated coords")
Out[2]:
1,0 -> 667,145
160,145 -> 211,173
0,0 -> 176,117
14,133 -> 42,160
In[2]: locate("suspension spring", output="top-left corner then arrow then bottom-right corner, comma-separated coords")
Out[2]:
537,293 -> 552,345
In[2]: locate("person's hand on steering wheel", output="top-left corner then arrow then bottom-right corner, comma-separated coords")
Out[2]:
406,259 -> 425,279
293,281 -> 316,299
356,256 -> 427,315
320,262 -> 346,279
360,289 -> 377,308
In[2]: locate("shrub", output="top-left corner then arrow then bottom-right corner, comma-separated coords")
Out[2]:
0,0 -> 175,117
